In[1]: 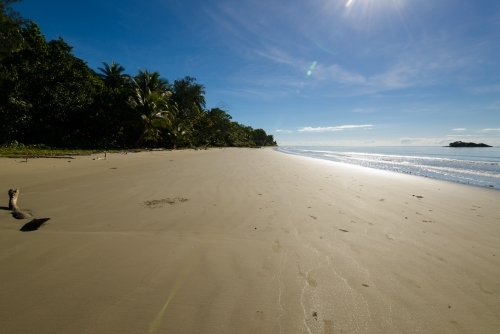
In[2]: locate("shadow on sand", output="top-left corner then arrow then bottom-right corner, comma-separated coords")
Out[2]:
20,218 -> 50,232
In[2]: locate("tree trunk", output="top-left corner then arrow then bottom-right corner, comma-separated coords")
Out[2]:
134,132 -> 144,147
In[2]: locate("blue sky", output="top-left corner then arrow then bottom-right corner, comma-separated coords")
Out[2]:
16,0 -> 500,146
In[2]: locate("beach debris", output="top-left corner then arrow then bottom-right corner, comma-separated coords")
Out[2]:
362,284 -> 369,287
8,189 -> 32,219
339,229 -> 349,232
8,189 -> 50,231
142,197 -> 189,209
312,311 -> 318,320
413,195 -> 424,199
309,215 -> 317,220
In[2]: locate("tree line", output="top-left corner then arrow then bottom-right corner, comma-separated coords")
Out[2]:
0,1 -> 277,149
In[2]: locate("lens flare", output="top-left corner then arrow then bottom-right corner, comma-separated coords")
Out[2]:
307,61 -> 318,76
345,0 -> 354,7
149,266 -> 191,333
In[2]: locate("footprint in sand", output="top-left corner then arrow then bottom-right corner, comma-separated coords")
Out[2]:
309,215 -> 317,220
257,264 -> 271,278
297,264 -> 317,287
476,282 -> 495,295
324,320 -> 334,334
272,240 -> 282,253
254,310 -> 265,321
385,234 -> 394,240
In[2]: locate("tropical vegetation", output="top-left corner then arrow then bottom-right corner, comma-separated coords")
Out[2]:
0,0 -> 277,150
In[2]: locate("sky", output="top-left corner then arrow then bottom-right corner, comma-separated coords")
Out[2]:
15,0 -> 500,146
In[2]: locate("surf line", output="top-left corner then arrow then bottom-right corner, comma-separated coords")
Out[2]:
148,266 -> 191,333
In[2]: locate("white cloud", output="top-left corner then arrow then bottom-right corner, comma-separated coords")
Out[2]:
453,128 -> 466,131
275,129 -> 292,133
446,135 -> 477,137
483,128 -> 500,131
298,127 -> 342,132
298,124 -> 372,132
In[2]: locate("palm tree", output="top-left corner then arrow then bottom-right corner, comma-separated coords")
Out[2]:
157,103 -> 187,149
97,61 -> 129,89
129,69 -> 171,147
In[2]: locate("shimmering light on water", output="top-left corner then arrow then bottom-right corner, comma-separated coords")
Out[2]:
276,146 -> 500,189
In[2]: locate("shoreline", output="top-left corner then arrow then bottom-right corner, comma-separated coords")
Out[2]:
1,148 -> 499,333
274,146 -> 500,191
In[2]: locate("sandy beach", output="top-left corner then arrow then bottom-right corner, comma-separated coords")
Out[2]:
1,148 -> 499,333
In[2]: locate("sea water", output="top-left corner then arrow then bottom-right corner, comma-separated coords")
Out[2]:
276,146 -> 500,189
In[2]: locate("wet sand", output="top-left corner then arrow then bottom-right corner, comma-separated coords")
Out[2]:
1,148 -> 499,333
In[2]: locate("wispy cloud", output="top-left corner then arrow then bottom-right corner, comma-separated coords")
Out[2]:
400,137 -> 451,145
352,107 -> 379,113
482,128 -> 500,131
298,124 -> 373,132
276,129 -> 292,133
446,135 -> 477,137
470,85 -> 500,94
453,128 -> 466,131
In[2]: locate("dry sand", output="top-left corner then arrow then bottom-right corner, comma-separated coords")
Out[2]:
0,148 -> 499,333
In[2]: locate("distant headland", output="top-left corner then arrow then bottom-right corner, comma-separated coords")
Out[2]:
446,141 -> 492,147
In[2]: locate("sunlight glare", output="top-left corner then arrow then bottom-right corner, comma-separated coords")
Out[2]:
345,0 -> 354,7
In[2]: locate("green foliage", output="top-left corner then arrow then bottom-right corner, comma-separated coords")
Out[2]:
0,22 -> 105,146
0,141 -> 110,157
0,12 -> 277,150
0,0 -> 26,66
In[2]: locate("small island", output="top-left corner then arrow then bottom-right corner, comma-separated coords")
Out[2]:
446,141 -> 492,147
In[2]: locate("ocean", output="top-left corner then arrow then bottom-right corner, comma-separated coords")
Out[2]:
275,146 -> 500,189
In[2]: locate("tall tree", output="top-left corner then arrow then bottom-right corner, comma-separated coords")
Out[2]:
0,0 -> 26,66
128,69 -> 171,146
0,22 -> 103,146
97,61 -> 129,89
172,76 -> 205,120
